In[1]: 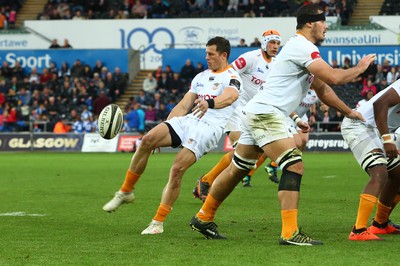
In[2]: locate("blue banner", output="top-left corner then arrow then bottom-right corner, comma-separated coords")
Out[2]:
0,49 -> 129,74
163,46 -> 400,73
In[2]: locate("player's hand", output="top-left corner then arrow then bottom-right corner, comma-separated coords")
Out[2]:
383,143 -> 399,159
345,110 -> 365,122
192,99 -> 209,119
356,54 -> 376,72
297,121 -> 310,133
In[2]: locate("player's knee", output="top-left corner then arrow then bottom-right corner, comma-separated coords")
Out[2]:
276,148 -> 303,171
361,151 -> 387,172
278,169 -> 302,192
232,151 -> 258,171
140,133 -> 157,150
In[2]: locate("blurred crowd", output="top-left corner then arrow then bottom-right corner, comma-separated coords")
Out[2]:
35,0 -> 356,25
0,58 -> 128,133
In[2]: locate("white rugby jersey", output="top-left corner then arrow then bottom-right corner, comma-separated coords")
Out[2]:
189,66 -> 243,128
295,88 -> 319,118
245,34 -> 320,116
356,79 -> 400,131
231,49 -> 274,107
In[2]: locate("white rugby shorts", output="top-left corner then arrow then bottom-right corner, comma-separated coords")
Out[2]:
238,106 -> 293,148
166,116 -> 223,160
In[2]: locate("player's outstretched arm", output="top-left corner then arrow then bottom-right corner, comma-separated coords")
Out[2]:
192,87 -> 239,119
312,78 -> 365,122
167,91 -> 198,120
307,54 -> 376,86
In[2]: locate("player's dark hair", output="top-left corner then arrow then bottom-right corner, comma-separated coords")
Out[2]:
206,36 -> 231,60
296,4 -> 324,30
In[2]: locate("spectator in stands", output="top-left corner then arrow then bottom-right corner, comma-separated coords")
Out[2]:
93,90 -> 111,116
214,0 -> 227,14
8,9 -> 16,29
143,72 -> 157,94
250,37 -> 261,47
378,77 -> 388,93
62,38 -> 73,48
320,109 -> 331,132
100,66 -> 108,81
3,102 -> 17,132
156,72 -> 171,93
169,72 -> 185,96
145,103 -> 157,123
150,0 -> 169,18
135,89 -> 150,107
194,62 -> 205,76
237,38 -> 248,47
342,57 -> 351,69
58,62 -> 71,80
179,59 -> 195,84
18,87 -> 31,106
374,64 -> 385,89
331,59 -> 340,69
28,67 -> 40,84
152,65 -> 162,81
0,10 -> 7,30
382,59 -> 391,78
361,79 -> 377,97
1,61 -> 12,80
49,39 -> 61,49
227,0 -> 239,12
11,61 -> 24,80
115,8 -> 127,19
102,8 -> 116,19
156,102 -> 168,121
356,89 -> 374,108
131,0 -> 148,18
257,0 -> 269,17
40,68 -> 52,85
125,102 -> 145,132
92,60 -> 104,76
71,59 -> 85,78
149,92 -> 164,110
243,0 -> 257,17
72,9 -> 85,20
164,65 -> 174,79
82,65 -> 92,80
105,72 -> 119,101
386,66 -> 399,85
72,114 -> 84,133
113,67 -> 127,94
337,0 -> 351,25
327,0 -> 337,16
165,98 -> 176,113
53,114 -> 71,133
330,110 -> 344,132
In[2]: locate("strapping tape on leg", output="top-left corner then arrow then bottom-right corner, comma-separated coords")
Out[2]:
361,152 -> 387,172
232,151 -> 258,171
275,148 -> 302,170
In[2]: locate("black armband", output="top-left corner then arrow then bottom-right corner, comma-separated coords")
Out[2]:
206,99 -> 215,109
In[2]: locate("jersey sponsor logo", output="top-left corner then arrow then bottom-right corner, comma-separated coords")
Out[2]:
229,79 -> 241,90
250,76 -> 265,85
198,94 -> 217,99
256,67 -> 265,74
311,51 -> 321,60
234,57 -> 246,69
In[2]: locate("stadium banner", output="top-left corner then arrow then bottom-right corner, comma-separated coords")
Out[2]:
82,133 -> 118,152
163,45 -> 400,73
370,16 -> 400,42
0,133 -> 83,151
19,18 -> 397,70
117,135 -> 141,152
0,49 -> 129,74
305,133 -> 349,152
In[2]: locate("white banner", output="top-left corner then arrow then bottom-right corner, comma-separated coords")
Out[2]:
81,133 -> 118,152
370,16 -> 400,36
15,17 -> 399,69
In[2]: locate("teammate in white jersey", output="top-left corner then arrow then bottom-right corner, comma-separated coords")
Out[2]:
192,30 -> 281,201
102,36 -> 243,235
190,4 -> 375,245
266,88 -> 328,182
342,79 -> 400,241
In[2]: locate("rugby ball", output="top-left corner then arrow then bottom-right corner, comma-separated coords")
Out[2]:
98,104 -> 123,140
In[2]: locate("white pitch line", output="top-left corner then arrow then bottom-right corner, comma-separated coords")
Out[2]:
322,175 -> 336,179
0,212 -> 46,217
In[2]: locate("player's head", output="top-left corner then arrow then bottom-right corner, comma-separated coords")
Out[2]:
261,30 -> 281,57
296,4 -> 326,44
206,36 -> 231,71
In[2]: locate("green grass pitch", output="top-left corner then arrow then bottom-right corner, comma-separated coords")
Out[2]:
1,152 -> 400,265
